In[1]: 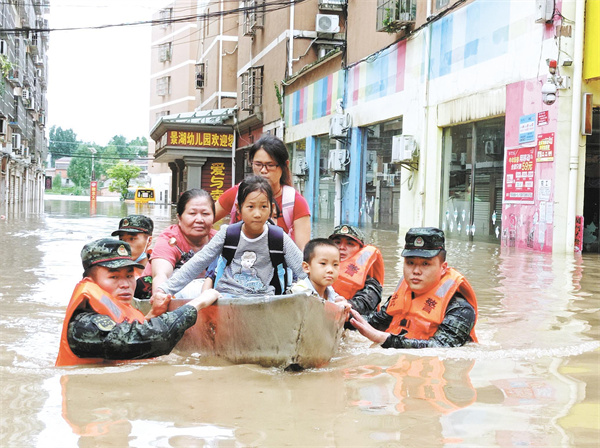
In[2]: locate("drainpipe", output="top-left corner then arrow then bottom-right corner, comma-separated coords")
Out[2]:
417,1 -> 433,226
565,0 -> 585,253
288,1 -> 295,77
218,0 -> 224,109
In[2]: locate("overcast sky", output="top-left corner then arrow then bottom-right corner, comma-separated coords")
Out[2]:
46,1 -> 168,145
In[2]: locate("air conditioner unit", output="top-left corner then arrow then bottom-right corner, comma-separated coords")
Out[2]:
328,149 -> 348,171
329,113 -> 349,138
484,140 -> 500,155
26,98 -> 35,110
318,0 -> 346,11
292,156 -> 308,176
316,14 -> 340,33
391,135 -> 415,162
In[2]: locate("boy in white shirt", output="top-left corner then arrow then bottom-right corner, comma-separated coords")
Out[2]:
290,238 -> 349,306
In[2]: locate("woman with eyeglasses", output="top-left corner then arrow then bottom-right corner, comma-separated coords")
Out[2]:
214,134 -> 311,250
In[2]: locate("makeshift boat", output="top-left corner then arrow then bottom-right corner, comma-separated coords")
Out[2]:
134,292 -> 346,369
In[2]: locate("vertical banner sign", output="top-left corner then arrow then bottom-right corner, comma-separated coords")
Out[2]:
201,158 -> 232,201
90,181 -> 98,202
504,146 -> 536,204
574,215 -> 584,252
536,132 -> 554,162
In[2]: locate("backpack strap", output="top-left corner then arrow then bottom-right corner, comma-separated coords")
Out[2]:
214,222 -> 243,287
281,185 -> 295,238
267,224 -> 287,295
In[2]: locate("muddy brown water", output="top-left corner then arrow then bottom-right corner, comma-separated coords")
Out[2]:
1,197 -> 598,447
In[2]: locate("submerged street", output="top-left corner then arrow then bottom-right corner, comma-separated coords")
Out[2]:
1,197 -> 598,447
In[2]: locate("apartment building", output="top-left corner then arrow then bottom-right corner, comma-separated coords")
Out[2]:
0,0 -> 50,206
149,0 -> 600,254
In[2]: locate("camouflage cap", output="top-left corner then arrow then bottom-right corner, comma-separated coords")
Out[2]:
401,227 -> 445,258
81,238 -> 145,270
328,224 -> 365,247
111,215 -> 154,236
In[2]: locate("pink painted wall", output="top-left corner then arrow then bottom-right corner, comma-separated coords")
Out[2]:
502,78 -> 558,253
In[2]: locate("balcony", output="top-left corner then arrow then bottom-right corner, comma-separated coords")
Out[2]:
376,0 -> 416,33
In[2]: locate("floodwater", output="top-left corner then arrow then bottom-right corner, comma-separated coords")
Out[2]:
1,196 -> 598,448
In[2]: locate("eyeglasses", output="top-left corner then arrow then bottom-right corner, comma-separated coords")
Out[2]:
252,161 -> 279,171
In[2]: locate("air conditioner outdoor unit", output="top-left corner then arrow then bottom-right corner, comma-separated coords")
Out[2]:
329,114 -> 348,138
292,156 -> 308,175
328,149 -> 348,171
484,140 -> 500,155
26,98 -> 35,110
12,133 -> 21,150
316,14 -> 340,33
391,135 -> 415,162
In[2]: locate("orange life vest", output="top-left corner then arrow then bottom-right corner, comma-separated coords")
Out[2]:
333,245 -> 385,300
385,268 -> 478,342
56,279 -> 145,367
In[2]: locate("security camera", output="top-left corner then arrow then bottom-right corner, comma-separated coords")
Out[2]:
542,78 -> 557,105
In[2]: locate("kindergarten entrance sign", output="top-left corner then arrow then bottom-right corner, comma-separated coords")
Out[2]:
504,146 -> 536,204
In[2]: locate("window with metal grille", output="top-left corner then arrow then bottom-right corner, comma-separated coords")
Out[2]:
195,63 -> 205,89
159,8 -> 173,27
376,0 -> 416,32
156,76 -> 171,96
240,66 -> 263,111
158,42 -> 172,62
243,0 -> 265,36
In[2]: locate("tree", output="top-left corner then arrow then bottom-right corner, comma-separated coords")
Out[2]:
52,174 -> 62,190
67,146 -> 93,187
49,126 -> 79,167
128,136 -> 149,158
107,162 -> 142,200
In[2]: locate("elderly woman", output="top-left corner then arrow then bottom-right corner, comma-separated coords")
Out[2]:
214,134 -> 311,250
136,189 -> 216,299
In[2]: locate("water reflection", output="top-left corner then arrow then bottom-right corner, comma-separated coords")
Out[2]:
0,198 -> 598,447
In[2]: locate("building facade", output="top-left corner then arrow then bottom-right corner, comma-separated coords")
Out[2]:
0,0 -> 49,208
149,0 -> 600,254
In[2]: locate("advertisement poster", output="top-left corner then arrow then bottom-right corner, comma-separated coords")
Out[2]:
201,158 -> 232,201
519,114 -> 536,144
536,132 -> 554,162
504,146 -> 536,203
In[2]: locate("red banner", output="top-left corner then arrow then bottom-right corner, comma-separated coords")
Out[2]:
504,146 -> 536,204
167,130 -> 233,149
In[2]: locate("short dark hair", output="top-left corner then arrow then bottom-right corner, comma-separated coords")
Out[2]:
177,188 -> 215,217
303,238 -> 339,263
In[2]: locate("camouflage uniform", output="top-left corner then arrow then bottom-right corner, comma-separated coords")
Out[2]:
64,238 -> 197,362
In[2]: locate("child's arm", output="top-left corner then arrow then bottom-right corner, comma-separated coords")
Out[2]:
159,228 -> 226,295
282,233 -> 306,279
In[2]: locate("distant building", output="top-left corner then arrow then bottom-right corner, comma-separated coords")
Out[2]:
0,0 -> 50,206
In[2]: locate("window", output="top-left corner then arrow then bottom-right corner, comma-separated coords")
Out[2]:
0,116 -> 7,135
158,42 -> 172,62
243,0 -> 265,36
376,0 -> 417,32
156,76 -> 171,96
435,0 -> 449,10
0,39 -> 7,56
240,66 -> 263,111
195,63 -> 205,89
159,8 -> 173,28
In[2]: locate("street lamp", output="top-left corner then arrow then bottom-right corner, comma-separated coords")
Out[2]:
88,147 -> 97,181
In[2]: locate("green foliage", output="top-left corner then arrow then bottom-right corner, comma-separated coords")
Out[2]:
49,126 -> 79,166
67,146 -> 94,187
0,55 -> 14,96
52,174 -> 62,189
107,162 -> 142,200
274,82 -> 284,119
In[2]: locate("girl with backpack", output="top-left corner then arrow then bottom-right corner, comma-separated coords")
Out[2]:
154,176 -> 306,299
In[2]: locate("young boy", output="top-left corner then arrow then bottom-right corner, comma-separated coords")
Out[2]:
289,238 -> 348,304
56,238 -> 219,366
111,215 -> 154,267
